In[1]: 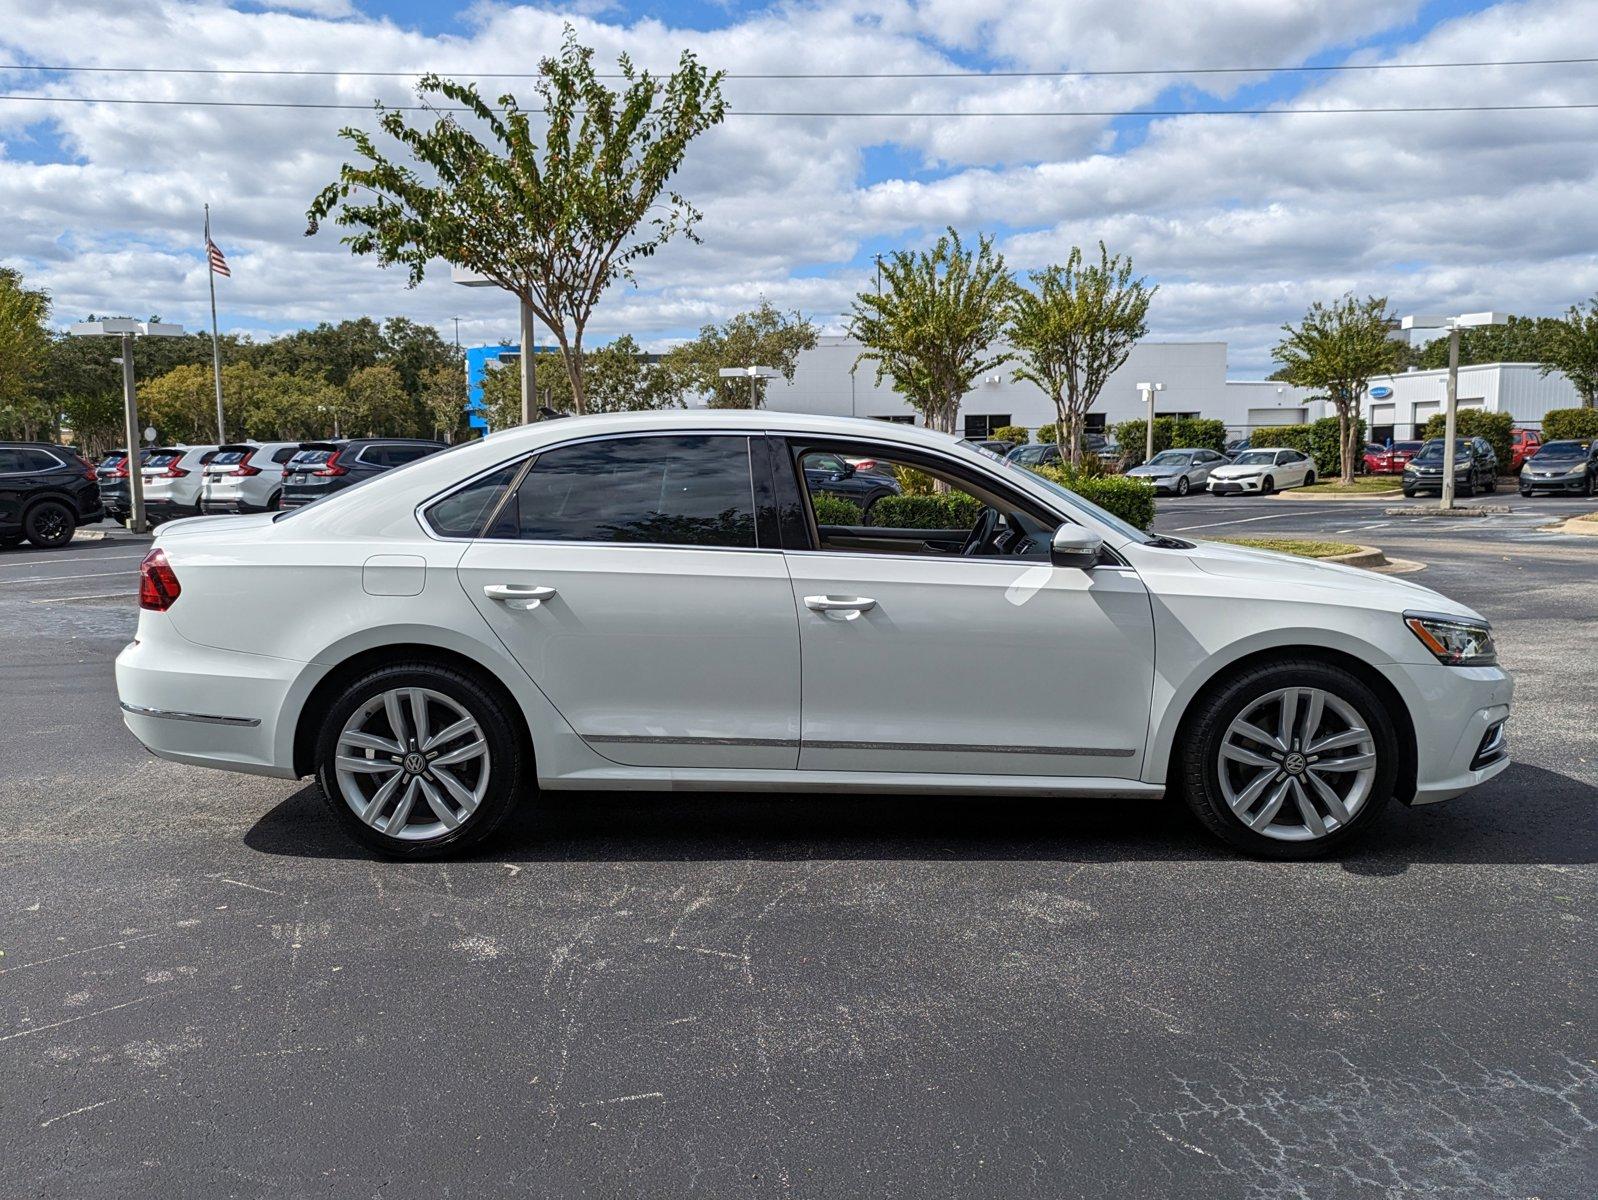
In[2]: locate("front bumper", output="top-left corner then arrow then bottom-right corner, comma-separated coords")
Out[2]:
1208,477 -> 1264,494
1381,660 -> 1514,805
1520,474 -> 1588,492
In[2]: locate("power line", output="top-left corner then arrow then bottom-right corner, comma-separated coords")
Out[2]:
1,93 -> 1596,117
0,56 -> 1595,81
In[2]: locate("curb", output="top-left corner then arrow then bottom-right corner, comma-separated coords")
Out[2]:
1277,487 -> 1403,501
1542,517 -> 1598,537
1380,504 -> 1509,518
1323,545 -> 1388,569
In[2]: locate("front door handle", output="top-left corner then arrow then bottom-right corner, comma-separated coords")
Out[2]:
484,583 -> 557,610
804,594 -> 877,616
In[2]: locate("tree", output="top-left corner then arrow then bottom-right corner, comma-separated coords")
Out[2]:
1412,314 -> 1560,370
1008,243 -> 1154,468
1273,294 -> 1400,485
306,27 -> 727,417
246,371 -> 346,441
848,229 -> 1015,435
346,365 -> 414,437
0,268 -> 53,442
141,364 -> 223,444
1542,296 -> 1598,407
420,365 -> 468,442
663,300 -> 817,407
479,360 -> 525,431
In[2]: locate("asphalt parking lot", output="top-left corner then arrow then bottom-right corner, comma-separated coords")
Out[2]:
4,494 -> 1595,1199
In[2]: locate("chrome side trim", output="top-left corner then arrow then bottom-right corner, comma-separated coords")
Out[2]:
120,702 -> 261,728
581,733 -> 1132,757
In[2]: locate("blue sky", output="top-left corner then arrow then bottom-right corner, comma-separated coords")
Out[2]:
2,0 -> 1594,374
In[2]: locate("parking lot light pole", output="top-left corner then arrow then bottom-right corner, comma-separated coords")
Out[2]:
719,365 -> 782,408
68,319 -> 185,535
1400,312 -> 1508,509
1137,382 -> 1164,463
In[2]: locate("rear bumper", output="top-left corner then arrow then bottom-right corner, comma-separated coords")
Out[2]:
1380,661 -> 1514,805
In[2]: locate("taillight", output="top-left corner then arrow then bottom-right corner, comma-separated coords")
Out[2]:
313,450 -> 348,477
235,451 -> 262,477
76,455 -> 97,481
110,460 -> 129,478
138,549 -> 181,611
161,463 -> 189,479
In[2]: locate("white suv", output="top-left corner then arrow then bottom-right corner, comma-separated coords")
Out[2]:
201,442 -> 303,514
117,411 -> 1512,861
140,445 -> 218,523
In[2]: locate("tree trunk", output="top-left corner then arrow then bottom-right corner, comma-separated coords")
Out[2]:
563,328 -> 587,416
1338,402 -> 1357,485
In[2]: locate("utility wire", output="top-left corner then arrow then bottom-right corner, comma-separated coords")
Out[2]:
0,55 -> 1595,80
1,94 -> 1595,116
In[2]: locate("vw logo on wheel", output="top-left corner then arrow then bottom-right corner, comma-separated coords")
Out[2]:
402,751 -> 427,775
1282,751 -> 1308,775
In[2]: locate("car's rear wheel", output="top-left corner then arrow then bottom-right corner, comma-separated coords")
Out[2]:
1177,659 -> 1397,859
315,663 -> 526,858
24,501 -> 75,549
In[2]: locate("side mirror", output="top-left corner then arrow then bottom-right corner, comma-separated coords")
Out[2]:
1051,523 -> 1103,569
832,463 -> 855,480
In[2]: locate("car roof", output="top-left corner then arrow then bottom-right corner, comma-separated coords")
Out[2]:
481,409 -> 976,456
345,437 -> 448,446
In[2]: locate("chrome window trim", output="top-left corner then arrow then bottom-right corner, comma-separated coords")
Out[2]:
120,702 -> 261,728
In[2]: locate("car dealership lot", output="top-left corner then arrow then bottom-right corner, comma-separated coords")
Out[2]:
3,507 -> 1594,1198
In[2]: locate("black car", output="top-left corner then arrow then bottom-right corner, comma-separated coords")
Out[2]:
279,438 -> 449,509
1005,443 -> 1063,468
96,448 -> 151,524
800,450 -> 901,518
962,438 -> 1016,459
0,442 -> 104,549
1401,437 -> 1499,497
1519,439 -> 1597,496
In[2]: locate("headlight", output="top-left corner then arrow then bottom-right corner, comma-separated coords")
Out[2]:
1567,462 -> 1588,476
1405,612 -> 1497,666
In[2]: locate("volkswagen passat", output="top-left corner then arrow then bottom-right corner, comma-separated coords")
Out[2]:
116,412 -> 1512,860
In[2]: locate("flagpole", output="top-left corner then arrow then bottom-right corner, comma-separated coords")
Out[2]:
205,204 -> 226,443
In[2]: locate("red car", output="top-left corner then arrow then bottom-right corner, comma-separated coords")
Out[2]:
1362,440 -> 1421,474
1510,427 -> 1541,472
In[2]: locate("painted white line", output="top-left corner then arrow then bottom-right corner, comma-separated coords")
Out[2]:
29,591 -> 135,604
40,1099 -> 115,1129
7,570 -> 132,586
0,553 -> 149,572
1173,512 -> 1299,533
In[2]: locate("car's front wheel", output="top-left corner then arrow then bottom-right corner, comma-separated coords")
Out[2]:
24,500 -> 76,549
1175,475 -> 1190,496
1260,475 -> 1275,495
1177,659 -> 1397,858
315,662 -> 527,858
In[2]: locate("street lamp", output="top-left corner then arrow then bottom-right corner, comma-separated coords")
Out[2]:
1399,311 -> 1509,509
1137,381 -> 1165,463
453,266 -> 535,426
67,318 -> 185,534
718,364 -> 782,408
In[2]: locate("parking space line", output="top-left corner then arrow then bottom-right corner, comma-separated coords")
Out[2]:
30,592 -> 136,604
1173,512 -> 1299,532
0,553 -> 150,572
8,571 -> 133,586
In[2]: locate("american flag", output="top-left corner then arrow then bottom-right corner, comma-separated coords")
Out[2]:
206,235 -> 230,278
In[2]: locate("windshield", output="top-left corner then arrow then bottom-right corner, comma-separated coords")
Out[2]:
1414,440 -> 1471,462
1393,441 -> 1422,453
996,457 -> 1151,544
1007,445 -> 1054,464
1231,450 -> 1275,466
1145,451 -> 1193,466
1532,440 -> 1590,460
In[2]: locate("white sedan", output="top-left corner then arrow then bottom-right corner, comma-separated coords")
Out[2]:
1207,447 -> 1317,495
117,411 -> 1511,860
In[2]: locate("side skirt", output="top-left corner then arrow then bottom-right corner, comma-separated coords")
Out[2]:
542,767 -> 1163,799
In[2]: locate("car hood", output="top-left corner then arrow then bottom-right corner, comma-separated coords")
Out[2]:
1180,539 -> 1484,622
1208,462 -> 1270,478
1128,464 -> 1180,476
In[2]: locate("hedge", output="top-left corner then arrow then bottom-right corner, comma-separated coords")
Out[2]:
1419,408 -> 1512,468
811,492 -> 862,525
991,424 -> 1030,445
1251,415 -> 1365,477
1114,417 -> 1227,467
1030,464 -> 1156,531
871,492 -> 985,530
1542,407 -> 1598,441
1035,423 -> 1060,443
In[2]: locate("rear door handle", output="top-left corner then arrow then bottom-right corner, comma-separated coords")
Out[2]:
484,583 -> 556,610
804,594 -> 877,616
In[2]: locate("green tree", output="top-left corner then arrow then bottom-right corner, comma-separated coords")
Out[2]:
663,300 -> 817,407
479,360 -> 525,431
250,318 -> 386,389
246,371 -> 346,441
1412,314 -> 1560,369
1542,296 -> 1598,407
346,364 -> 414,437
306,27 -> 727,417
1273,294 -> 1400,485
420,364 -> 468,442
0,268 -> 54,442
1008,243 -> 1155,467
848,229 -> 1015,435
141,364 -> 222,444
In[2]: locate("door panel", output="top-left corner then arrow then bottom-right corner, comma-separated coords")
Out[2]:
786,553 -> 1155,778
457,542 -> 802,770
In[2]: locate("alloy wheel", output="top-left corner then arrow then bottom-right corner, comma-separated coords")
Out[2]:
333,687 -> 490,841
33,507 -> 69,544
1217,686 -> 1377,842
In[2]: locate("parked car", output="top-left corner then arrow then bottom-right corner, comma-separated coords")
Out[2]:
1206,447 -> 1316,495
1402,438 -> 1498,497
1094,441 -> 1125,470
1125,448 -> 1229,496
279,438 -> 448,509
1362,441 -> 1421,475
0,441 -> 103,549
118,411 -> 1512,862
1005,443 -> 1063,469
1510,427 -> 1542,473
201,442 -> 305,513
962,439 -> 1015,458
140,445 -> 219,523
800,449 -> 901,517
1224,437 -> 1252,458
98,448 -> 151,523
1518,439 -> 1596,496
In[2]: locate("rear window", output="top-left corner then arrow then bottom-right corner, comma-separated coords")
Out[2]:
145,451 -> 183,468
98,452 -> 125,468
289,448 -> 335,466
210,448 -> 251,465
271,446 -> 299,464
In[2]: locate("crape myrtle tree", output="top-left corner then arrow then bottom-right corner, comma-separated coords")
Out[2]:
306,27 -> 727,417
848,229 -> 1014,435
1543,295 -> 1598,407
664,300 -> 818,407
479,335 -> 676,428
1008,243 -> 1154,468
1272,294 -> 1400,485
0,267 -> 54,442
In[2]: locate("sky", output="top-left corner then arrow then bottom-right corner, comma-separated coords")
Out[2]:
1,0 -> 1596,376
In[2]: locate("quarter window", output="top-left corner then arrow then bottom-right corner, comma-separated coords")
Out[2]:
486,435 -> 757,549
425,462 -> 523,539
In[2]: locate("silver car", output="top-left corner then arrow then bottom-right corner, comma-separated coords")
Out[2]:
1126,448 -> 1228,496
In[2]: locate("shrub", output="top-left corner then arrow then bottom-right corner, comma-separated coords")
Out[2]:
991,424 -> 1029,445
891,463 -> 938,495
1542,407 -> 1598,441
871,492 -> 984,530
1035,423 -> 1060,443
1419,408 -> 1512,468
1251,416 -> 1364,477
810,493 -> 862,525
1031,464 -> 1156,531
1113,416 -> 1227,467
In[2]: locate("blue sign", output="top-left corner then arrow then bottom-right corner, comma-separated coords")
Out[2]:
1370,386 -> 1393,399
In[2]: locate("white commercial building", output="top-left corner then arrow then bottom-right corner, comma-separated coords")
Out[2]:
754,336 -> 1583,442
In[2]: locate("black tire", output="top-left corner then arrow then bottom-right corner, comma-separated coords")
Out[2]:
1261,475 -> 1275,496
1176,658 -> 1398,859
1483,474 -> 1497,494
1176,475 -> 1190,497
1403,487 -> 1416,498
268,490 -> 283,511
1460,478 -> 1476,498
315,661 -> 528,859
1304,471 -> 1316,487
23,500 -> 76,549
1519,486 -> 1533,497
